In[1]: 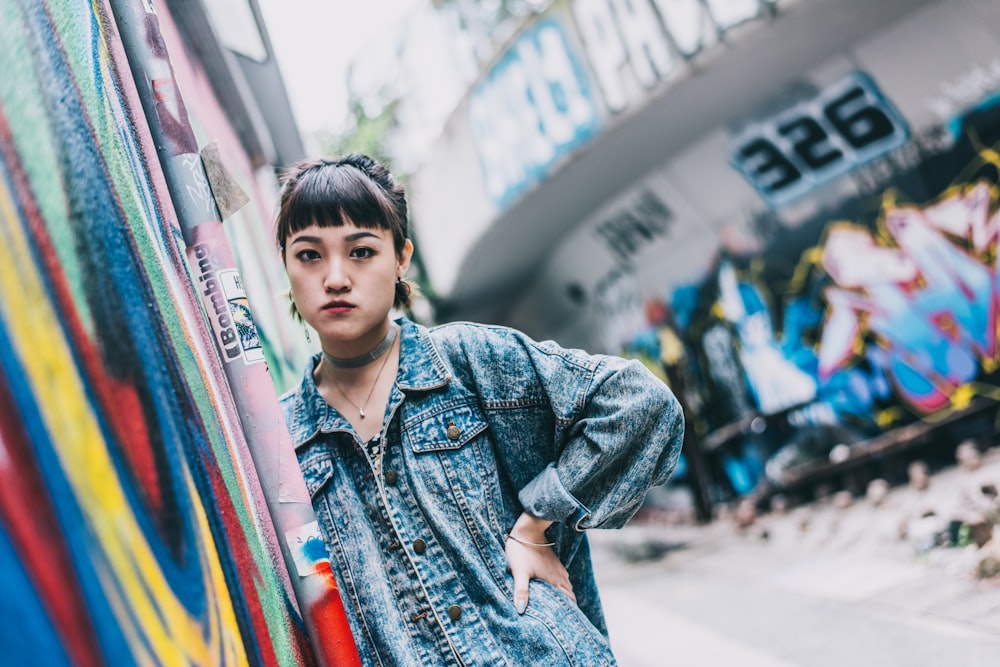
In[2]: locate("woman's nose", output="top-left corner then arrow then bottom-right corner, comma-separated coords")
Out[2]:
323,260 -> 350,291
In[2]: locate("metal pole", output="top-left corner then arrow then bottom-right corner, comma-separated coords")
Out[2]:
105,1 -> 361,664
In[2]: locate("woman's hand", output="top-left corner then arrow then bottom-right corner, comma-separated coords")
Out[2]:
505,513 -> 576,614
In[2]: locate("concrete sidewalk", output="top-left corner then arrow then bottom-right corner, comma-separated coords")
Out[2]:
590,448 -> 1000,667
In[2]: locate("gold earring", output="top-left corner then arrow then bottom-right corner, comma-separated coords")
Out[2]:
288,292 -> 309,341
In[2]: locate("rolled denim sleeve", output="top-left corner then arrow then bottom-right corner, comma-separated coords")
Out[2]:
518,352 -> 685,531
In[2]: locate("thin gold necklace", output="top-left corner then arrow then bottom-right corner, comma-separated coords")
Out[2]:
328,336 -> 395,419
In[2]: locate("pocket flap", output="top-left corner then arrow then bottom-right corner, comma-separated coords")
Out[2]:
405,403 -> 488,453
298,449 -> 335,499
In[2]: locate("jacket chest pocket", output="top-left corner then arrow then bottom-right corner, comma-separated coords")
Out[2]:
299,453 -> 333,500
402,402 -> 493,495
298,440 -> 342,500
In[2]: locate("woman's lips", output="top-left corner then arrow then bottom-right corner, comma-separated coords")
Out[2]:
322,301 -> 354,315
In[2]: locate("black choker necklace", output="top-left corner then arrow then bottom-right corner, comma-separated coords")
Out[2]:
322,323 -> 399,368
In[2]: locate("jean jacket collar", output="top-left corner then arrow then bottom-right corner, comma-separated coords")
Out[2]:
283,317 -> 450,448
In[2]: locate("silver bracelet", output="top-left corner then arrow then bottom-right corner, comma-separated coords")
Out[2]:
505,532 -> 555,548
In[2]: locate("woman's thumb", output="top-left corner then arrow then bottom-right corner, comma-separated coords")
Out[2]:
512,572 -> 529,615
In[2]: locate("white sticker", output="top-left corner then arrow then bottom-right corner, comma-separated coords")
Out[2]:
285,521 -> 331,578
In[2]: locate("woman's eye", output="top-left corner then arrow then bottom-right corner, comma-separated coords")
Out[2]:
295,249 -> 320,261
351,247 -> 375,259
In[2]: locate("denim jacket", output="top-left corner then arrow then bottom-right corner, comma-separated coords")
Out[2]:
281,317 -> 684,667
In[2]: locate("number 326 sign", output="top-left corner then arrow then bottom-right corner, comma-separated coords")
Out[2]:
730,72 -> 909,207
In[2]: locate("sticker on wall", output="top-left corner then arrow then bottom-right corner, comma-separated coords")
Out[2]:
730,71 -> 910,208
285,521 -> 332,578
218,269 -> 265,364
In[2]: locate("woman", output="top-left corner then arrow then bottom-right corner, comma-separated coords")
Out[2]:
276,154 -> 684,666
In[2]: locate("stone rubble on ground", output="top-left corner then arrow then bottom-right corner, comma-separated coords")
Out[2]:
625,441 -> 1000,589
724,443 -> 1000,585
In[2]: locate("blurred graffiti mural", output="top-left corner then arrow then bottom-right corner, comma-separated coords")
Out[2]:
819,183 -> 998,415
628,104 -> 1000,500
469,17 -> 601,206
0,1 -> 320,664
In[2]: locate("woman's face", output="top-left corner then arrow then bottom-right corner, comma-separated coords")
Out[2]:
284,220 -> 412,353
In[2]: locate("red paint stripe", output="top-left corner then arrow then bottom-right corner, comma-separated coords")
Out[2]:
309,562 -> 362,667
198,448 -> 285,667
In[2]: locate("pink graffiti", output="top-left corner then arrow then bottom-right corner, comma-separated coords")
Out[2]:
819,183 -> 1000,413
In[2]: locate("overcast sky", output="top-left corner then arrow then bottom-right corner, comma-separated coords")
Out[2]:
256,0 -> 421,137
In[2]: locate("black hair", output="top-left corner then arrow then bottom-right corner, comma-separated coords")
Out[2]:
275,154 -> 414,309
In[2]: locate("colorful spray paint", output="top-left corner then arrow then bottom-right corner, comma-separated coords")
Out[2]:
106,0 -> 361,664
625,106 -> 1000,500
0,0 -> 355,664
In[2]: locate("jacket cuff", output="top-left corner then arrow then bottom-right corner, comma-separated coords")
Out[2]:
518,464 -> 591,531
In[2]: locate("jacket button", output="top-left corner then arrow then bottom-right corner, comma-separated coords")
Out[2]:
384,469 -> 398,485
447,605 -> 462,621
413,538 -> 427,554
446,422 -> 461,440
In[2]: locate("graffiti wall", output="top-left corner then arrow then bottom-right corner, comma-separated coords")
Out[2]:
621,98 -> 1000,501
0,1 -> 322,664
466,0 -> 783,209
410,0 -> 792,304
498,0 -> 1000,503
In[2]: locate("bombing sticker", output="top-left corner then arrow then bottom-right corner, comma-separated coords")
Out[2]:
218,269 -> 264,364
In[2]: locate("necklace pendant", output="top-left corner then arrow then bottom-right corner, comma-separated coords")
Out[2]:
359,407 -> 366,419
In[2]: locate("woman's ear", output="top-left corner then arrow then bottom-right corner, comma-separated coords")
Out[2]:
398,239 -> 414,277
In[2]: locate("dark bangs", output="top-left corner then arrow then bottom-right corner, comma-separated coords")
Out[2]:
276,161 -> 404,252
